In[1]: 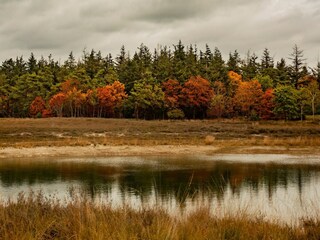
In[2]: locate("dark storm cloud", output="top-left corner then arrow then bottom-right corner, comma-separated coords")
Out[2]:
0,0 -> 319,66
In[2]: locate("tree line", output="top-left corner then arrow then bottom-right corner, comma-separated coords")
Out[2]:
0,42 -> 319,120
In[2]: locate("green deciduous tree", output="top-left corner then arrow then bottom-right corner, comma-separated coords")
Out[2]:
255,75 -> 273,92
302,80 -> 320,121
128,76 -> 165,119
273,85 -> 299,120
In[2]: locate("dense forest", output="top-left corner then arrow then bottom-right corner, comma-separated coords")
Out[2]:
0,41 -> 319,120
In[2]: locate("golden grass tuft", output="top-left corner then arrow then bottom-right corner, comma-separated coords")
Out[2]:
204,135 -> 215,145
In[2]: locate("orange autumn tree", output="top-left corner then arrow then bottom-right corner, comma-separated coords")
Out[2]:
97,81 -> 127,117
97,86 -> 113,117
109,81 -> 127,111
71,88 -> 87,117
222,71 -> 243,117
227,70 -> 242,96
48,79 -> 82,117
228,70 -> 242,82
233,80 -> 264,119
60,79 -> 84,117
64,87 -> 75,117
61,79 -> 80,93
29,96 -> 46,117
181,76 -> 214,118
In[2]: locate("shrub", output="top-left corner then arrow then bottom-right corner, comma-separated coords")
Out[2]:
249,110 -> 260,121
167,109 -> 185,119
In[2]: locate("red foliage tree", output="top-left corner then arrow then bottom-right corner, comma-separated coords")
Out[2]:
49,93 -> 66,117
260,88 -> 275,120
41,109 -> 52,118
29,96 -> 46,117
162,79 -> 182,109
181,76 -> 214,118
97,86 -> 113,117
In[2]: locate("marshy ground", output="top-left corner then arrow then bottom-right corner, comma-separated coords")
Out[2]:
0,118 -> 320,157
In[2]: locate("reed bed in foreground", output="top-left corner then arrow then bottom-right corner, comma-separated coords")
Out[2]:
0,192 -> 319,240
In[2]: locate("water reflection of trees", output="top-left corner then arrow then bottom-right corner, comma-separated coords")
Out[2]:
0,160 -> 318,203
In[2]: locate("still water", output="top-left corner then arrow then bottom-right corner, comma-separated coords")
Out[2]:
0,154 -> 320,224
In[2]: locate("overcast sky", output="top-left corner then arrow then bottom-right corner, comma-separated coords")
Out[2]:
0,0 -> 319,66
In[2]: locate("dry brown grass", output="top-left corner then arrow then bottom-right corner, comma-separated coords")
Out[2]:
0,118 -> 320,148
0,192 -> 318,240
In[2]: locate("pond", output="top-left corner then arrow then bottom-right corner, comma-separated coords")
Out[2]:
0,154 -> 320,224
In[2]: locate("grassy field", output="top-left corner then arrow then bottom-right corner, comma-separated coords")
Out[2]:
0,192 -> 318,240
0,118 -> 320,148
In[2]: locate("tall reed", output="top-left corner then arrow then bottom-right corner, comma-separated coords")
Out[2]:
0,191 -> 318,240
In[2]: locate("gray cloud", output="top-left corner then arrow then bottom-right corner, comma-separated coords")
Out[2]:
0,0 -> 319,66
130,0 -> 215,23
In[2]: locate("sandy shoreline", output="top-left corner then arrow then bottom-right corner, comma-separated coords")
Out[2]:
0,145 -> 218,158
1,145 -> 319,159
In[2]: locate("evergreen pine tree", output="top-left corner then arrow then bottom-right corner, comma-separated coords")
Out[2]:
227,50 -> 241,74
289,44 -> 306,88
